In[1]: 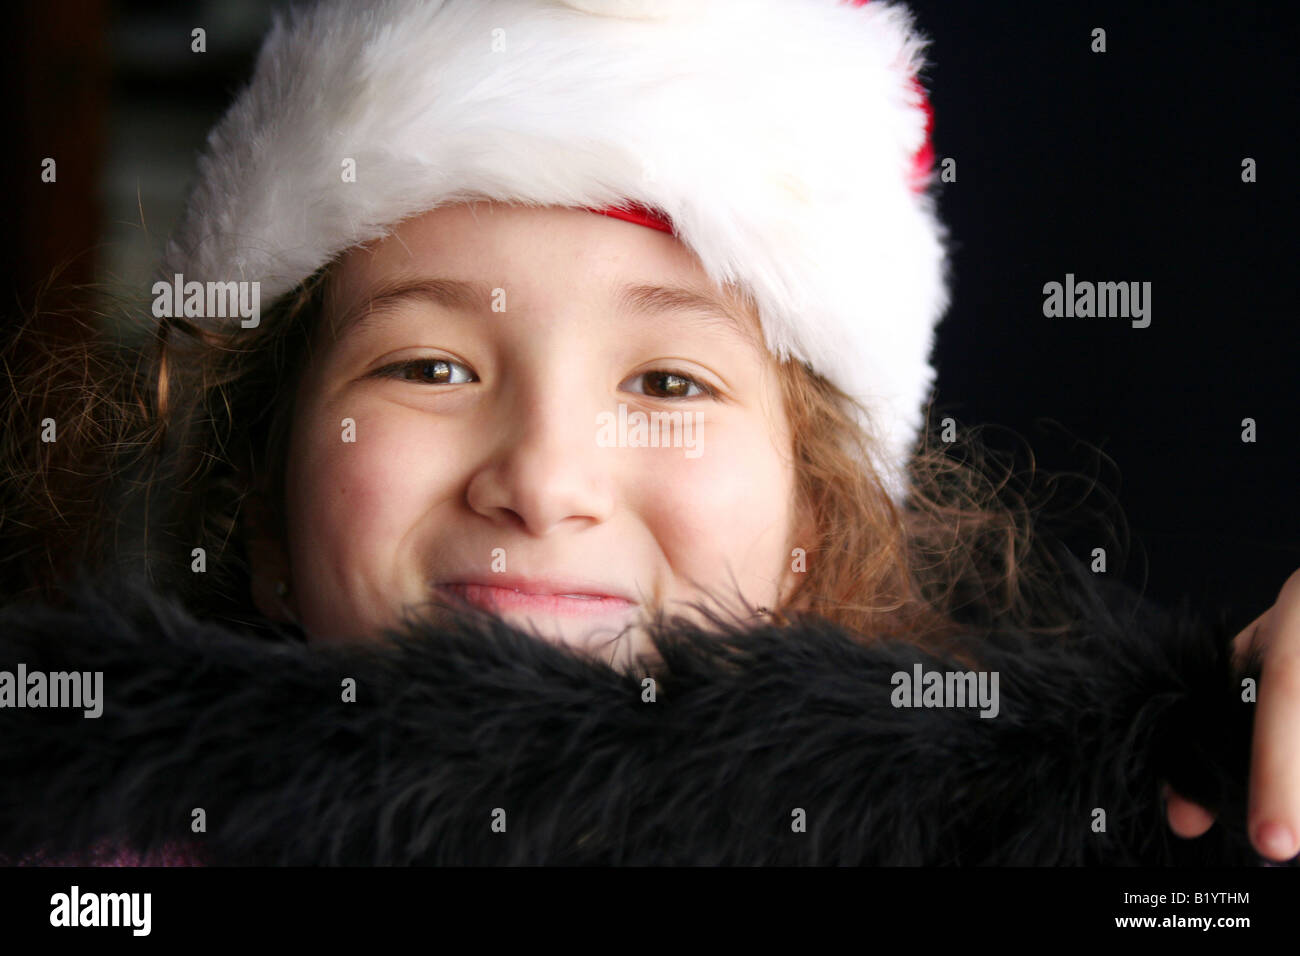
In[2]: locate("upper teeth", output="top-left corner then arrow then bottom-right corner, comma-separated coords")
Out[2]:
507,588 -> 599,600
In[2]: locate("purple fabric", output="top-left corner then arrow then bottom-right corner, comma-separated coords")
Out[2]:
10,839 -> 204,867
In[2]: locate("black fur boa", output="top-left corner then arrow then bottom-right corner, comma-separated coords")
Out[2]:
0,556 -> 1280,866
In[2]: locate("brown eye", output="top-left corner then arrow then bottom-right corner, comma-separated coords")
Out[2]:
625,369 -> 711,399
379,358 -> 476,385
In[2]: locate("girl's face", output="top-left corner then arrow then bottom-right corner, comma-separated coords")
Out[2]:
257,201 -> 803,666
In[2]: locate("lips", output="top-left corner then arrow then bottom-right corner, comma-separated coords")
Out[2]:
438,576 -> 638,619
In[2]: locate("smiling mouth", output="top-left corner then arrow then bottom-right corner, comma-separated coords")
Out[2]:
440,583 -> 638,618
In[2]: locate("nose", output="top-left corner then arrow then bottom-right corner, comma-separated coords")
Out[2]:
465,375 -> 616,536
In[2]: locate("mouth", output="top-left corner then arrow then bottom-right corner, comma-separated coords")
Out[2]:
438,578 -> 639,619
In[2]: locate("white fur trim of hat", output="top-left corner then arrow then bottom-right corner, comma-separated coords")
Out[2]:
161,0 -> 948,501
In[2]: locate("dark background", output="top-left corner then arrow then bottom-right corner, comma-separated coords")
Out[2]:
4,0 -> 1297,630
906,0 -> 1298,630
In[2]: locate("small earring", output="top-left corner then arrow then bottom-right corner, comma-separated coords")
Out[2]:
274,580 -> 289,598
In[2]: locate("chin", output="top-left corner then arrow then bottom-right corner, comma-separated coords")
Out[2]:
509,611 -> 638,646
506,612 -> 652,667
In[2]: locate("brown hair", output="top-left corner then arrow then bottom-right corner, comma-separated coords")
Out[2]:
2,265 -> 1115,644
772,361 -> 1084,650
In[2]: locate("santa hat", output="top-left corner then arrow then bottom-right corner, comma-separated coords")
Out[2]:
161,0 -> 947,501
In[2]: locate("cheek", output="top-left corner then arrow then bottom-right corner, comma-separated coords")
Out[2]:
640,417 -> 795,600
284,399 -> 456,634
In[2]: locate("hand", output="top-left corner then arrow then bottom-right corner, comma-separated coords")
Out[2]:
1166,569 -> 1300,861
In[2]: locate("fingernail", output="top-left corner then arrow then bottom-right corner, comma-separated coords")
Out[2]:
1253,822 -> 1297,859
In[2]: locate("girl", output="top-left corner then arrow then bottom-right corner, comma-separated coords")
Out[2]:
1,0 -> 1297,866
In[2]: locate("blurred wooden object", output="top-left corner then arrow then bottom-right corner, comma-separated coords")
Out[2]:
3,0 -> 108,325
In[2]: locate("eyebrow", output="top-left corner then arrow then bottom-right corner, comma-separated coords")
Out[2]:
616,283 -> 759,344
332,276 -> 758,344
332,277 -> 497,340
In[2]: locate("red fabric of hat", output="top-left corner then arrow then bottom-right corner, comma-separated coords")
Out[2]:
586,202 -> 675,233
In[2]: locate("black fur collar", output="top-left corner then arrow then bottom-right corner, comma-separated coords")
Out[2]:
0,559 -> 1276,865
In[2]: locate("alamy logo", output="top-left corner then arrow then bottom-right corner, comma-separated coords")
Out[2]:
1042,273 -> 1151,328
890,664 -> 1000,718
596,403 -> 703,458
152,273 -> 261,328
50,886 -> 151,936
0,665 -> 103,718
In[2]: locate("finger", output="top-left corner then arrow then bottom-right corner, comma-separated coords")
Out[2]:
1234,571 -> 1300,666
1232,610 -> 1269,669
1248,614 -> 1300,861
1164,786 -> 1216,838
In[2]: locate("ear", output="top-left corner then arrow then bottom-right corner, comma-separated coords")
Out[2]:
243,493 -> 299,624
